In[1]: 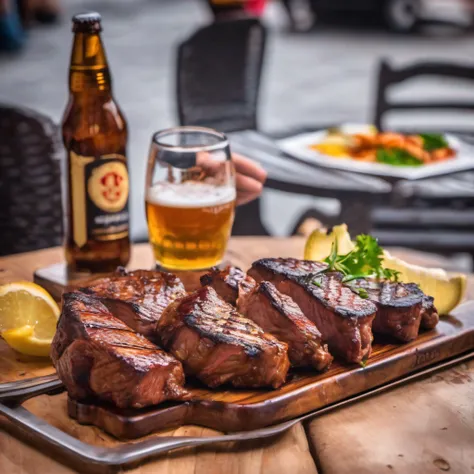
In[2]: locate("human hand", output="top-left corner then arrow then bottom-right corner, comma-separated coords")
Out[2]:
232,153 -> 267,206
195,152 -> 267,206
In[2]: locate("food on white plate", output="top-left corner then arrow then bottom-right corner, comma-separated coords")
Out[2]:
310,129 -> 456,167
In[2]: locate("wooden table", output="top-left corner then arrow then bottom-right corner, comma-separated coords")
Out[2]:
0,237 -> 473,474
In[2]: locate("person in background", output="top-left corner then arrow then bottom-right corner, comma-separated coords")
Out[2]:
204,0 -> 310,31
0,0 -> 60,52
233,154 -> 267,206
245,0 -> 266,17
206,0 -> 267,20
198,1 -> 269,205
281,0 -> 314,32
206,0 -> 244,19
0,0 -> 25,51
18,0 -> 60,25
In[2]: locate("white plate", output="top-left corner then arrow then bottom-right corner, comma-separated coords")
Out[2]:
277,124 -> 474,180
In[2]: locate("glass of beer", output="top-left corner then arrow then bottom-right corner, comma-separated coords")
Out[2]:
145,126 -> 236,271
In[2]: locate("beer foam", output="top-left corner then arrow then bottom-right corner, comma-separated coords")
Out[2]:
147,182 -> 236,208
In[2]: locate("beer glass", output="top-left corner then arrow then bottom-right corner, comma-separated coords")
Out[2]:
145,127 -> 236,271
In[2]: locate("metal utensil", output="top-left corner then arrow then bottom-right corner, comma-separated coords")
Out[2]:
0,374 -> 63,404
0,374 -> 58,393
0,351 -> 471,470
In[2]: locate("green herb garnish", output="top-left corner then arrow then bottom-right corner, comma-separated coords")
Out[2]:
355,288 -> 369,299
303,272 -> 325,289
359,359 -> 367,368
376,148 -> 423,167
313,279 -> 322,288
419,133 -> 449,151
323,235 -> 400,283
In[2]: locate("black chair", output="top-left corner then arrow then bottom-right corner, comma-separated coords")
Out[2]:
372,60 -> 474,262
374,59 -> 474,134
176,18 -> 267,133
0,105 -> 63,256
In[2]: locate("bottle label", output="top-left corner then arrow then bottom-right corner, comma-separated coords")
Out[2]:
70,151 -> 129,248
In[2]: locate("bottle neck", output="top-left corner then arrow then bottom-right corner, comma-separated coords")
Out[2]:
69,32 -> 112,93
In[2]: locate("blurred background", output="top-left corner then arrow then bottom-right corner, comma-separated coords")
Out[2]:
1,0 -> 474,269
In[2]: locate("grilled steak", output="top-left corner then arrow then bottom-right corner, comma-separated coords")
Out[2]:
81,269 -> 186,340
157,286 -> 290,388
248,258 -> 377,364
51,292 -> 186,409
420,295 -> 439,329
237,278 -> 333,371
347,279 -> 425,342
200,265 -> 245,305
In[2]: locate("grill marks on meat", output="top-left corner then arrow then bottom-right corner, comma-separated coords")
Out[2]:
51,292 -> 187,409
249,258 -> 329,280
200,266 -> 245,305
81,269 -> 186,340
420,295 -> 439,329
237,278 -> 333,371
348,279 -> 425,342
53,260 -> 438,410
249,258 -> 377,364
157,286 -> 290,388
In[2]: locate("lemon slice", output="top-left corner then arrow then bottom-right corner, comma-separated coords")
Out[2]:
383,252 -> 466,315
304,224 -> 466,315
0,282 -> 59,357
310,142 -> 349,158
304,224 -> 355,261
2,325 -> 52,357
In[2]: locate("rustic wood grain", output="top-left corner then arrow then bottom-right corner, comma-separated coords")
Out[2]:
306,358 -> 474,473
67,305 -> 474,439
0,238 -> 318,474
0,238 -> 472,473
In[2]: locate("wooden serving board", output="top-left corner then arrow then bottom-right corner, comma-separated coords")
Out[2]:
2,241 -> 474,474
67,308 -> 474,439
33,263 -> 474,440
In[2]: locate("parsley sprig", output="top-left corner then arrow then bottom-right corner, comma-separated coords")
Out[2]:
354,287 -> 369,299
420,133 -> 449,152
323,235 -> 400,283
304,272 -> 324,288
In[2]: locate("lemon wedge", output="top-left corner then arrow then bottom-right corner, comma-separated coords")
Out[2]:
2,325 -> 53,357
304,224 -> 355,261
382,252 -> 466,315
310,134 -> 351,158
304,224 -> 466,315
0,282 -> 59,357
310,143 -> 349,158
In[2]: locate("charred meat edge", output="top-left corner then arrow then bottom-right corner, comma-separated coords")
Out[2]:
51,292 -> 187,409
157,286 -> 290,389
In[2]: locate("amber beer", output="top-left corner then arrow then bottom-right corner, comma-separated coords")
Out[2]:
62,12 -> 130,272
146,182 -> 236,271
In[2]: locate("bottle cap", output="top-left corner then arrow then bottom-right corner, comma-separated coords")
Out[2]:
72,12 -> 102,32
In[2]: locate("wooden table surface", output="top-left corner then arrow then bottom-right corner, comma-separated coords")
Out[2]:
0,237 -> 473,474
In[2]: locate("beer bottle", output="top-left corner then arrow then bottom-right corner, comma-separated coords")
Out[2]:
62,12 -> 130,273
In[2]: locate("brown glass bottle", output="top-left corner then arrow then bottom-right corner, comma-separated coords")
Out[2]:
62,12 -> 130,273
